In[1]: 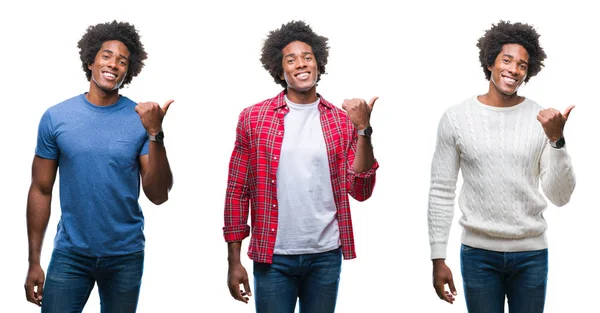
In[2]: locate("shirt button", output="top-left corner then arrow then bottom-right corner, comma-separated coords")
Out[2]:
278,132 -> 282,135
272,180 -> 275,183
274,156 -> 277,160
273,204 -> 276,207
271,228 -> 275,232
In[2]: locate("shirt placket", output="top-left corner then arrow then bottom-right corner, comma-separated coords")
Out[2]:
267,106 -> 287,249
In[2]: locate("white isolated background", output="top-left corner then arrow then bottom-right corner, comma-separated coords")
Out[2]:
0,0 -> 596,312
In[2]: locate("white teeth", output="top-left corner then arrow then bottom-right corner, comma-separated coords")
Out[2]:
296,73 -> 309,79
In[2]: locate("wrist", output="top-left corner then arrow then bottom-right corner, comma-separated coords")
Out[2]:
149,129 -> 164,144
549,136 -> 565,149
356,122 -> 370,131
147,128 -> 162,136
357,125 -> 373,138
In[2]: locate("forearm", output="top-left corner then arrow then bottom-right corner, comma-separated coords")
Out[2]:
352,136 -> 375,173
26,188 -> 51,265
142,142 -> 173,204
227,241 -> 243,265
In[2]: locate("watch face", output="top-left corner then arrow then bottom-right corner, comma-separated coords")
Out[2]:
365,126 -> 373,136
155,131 -> 164,143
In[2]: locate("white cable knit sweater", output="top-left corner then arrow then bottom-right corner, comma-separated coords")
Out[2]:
428,96 -> 576,260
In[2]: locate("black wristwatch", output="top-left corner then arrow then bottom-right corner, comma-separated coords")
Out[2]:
549,137 -> 565,149
358,125 -> 373,138
149,130 -> 164,144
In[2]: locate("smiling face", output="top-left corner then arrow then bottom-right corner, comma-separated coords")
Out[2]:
87,40 -> 130,94
488,43 -> 529,96
280,40 -> 318,103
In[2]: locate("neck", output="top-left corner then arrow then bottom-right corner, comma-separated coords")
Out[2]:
478,81 -> 524,107
86,82 -> 121,106
286,86 -> 318,104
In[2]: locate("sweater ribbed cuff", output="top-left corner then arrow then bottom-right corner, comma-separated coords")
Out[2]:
430,243 -> 447,260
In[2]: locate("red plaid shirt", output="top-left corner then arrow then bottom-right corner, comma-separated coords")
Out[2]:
223,91 -> 378,264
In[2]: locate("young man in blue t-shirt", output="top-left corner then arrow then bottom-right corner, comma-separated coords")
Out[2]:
24,20 -> 174,313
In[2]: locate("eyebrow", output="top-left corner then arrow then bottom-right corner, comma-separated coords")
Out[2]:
102,49 -> 129,61
284,51 -> 313,58
503,53 -> 528,64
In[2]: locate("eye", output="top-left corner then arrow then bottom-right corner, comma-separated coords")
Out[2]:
305,56 -> 312,61
503,58 -> 510,64
119,60 -> 127,66
519,64 -> 527,70
287,59 -> 295,64
102,55 -> 109,60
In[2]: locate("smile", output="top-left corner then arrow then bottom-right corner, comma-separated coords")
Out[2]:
102,71 -> 118,80
295,72 -> 310,80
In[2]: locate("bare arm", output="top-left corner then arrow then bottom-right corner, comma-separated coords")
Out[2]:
352,134 -> 375,173
24,156 -> 58,306
139,142 -> 173,205
136,99 -> 174,205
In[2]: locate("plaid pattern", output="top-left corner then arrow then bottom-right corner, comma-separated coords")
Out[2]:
223,91 -> 378,264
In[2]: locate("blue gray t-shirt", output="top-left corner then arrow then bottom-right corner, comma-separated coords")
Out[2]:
36,93 -> 149,257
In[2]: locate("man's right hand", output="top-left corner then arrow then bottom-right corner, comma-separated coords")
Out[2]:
24,264 -> 45,306
432,259 -> 457,304
227,262 -> 252,304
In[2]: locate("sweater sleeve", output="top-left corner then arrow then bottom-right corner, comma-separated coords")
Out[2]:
428,111 -> 460,260
539,143 -> 576,207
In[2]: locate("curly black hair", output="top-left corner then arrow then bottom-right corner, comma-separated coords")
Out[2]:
260,20 -> 329,88
477,20 -> 547,83
77,20 -> 147,88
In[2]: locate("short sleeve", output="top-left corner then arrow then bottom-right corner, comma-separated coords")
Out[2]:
35,110 -> 59,160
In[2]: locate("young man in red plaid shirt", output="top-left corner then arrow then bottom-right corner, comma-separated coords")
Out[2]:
223,20 -> 379,313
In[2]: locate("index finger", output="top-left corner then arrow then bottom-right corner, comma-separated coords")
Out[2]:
228,283 -> 248,303
24,283 -> 36,304
434,283 -> 453,303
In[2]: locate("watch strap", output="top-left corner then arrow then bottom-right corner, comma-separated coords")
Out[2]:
549,137 -> 565,149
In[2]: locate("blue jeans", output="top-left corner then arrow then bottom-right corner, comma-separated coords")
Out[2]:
253,247 -> 342,313
460,244 -> 548,313
41,249 -> 144,313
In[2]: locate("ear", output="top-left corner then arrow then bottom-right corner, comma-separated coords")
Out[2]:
88,63 -> 93,70
487,64 -> 493,72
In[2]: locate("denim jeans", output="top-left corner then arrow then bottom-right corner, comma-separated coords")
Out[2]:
41,249 -> 144,313
253,247 -> 342,313
460,244 -> 548,313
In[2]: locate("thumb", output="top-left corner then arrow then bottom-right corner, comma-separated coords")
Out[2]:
162,99 -> 175,114
243,277 -> 252,296
448,278 -> 457,296
37,281 -> 44,300
562,105 -> 575,120
368,96 -> 379,110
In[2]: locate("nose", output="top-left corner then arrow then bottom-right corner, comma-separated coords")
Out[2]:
107,56 -> 117,68
507,62 -> 518,75
296,58 -> 307,69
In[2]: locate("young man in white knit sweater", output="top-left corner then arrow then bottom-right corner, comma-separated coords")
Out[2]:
428,21 -> 576,313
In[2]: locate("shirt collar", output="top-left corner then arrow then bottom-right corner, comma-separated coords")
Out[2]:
271,90 -> 333,110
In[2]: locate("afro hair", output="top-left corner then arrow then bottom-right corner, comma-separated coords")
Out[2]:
77,20 -> 147,88
260,20 -> 329,88
477,20 -> 547,83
